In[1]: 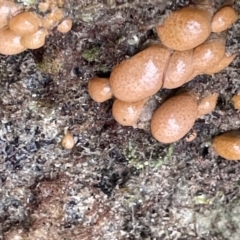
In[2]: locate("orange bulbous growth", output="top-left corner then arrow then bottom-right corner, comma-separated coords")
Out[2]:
42,8 -> 64,29
38,2 -> 50,13
42,17 -> 55,29
112,98 -> 147,127
9,11 -> 42,36
204,53 -> 237,75
110,45 -> 171,102
211,6 -> 238,33
213,131 -> 240,160
156,6 -> 212,51
0,29 -> 26,55
20,28 -> 48,49
88,77 -> 112,103
0,0 -> 20,30
151,92 -> 198,144
231,95 -> 240,110
57,0 -> 64,8
57,18 -> 72,33
61,132 -> 75,149
193,38 -> 225,72
197,93 -> 219,117
163,49 -> 194,89
48,7 -> 64,22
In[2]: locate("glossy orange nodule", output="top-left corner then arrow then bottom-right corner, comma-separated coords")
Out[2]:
211,6 -> 238,33
110,45 -> 171,102
151,93 -> 198,144
9,11 -> 42,36
213,131 -> 240,160
88,77 -> 112,103
61,132 -> 75,149
112,98 -> 148,127
0,29 -> 26,55
156,6 -> 212,51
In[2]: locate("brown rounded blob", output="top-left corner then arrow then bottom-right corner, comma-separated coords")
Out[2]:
42,17 -> 55,29
151,92 -> 198,144
110,45 -> 171,102
211,6 -> 238,33
112,98 -> 147,127
204,53 -> 237,75
231,95 -> 240,110
61,132 -> 75,149
20,28 -> 48,49
193,39 -> 225,72
88,77 -> 112,103
163,49 -> 194,89
0,0 -> 20,30
45,0 -> 57,10
57,18 -> 72,33
198,93 -> 219,117
9,11 -> 42,36
42,8 -> 64,29
38,2 -> 50,12
156,6 -> 212,51
0,29 -> 26,55
57,0 -> 64,8
48,7 -> 64,22
213,131 -> 240,160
